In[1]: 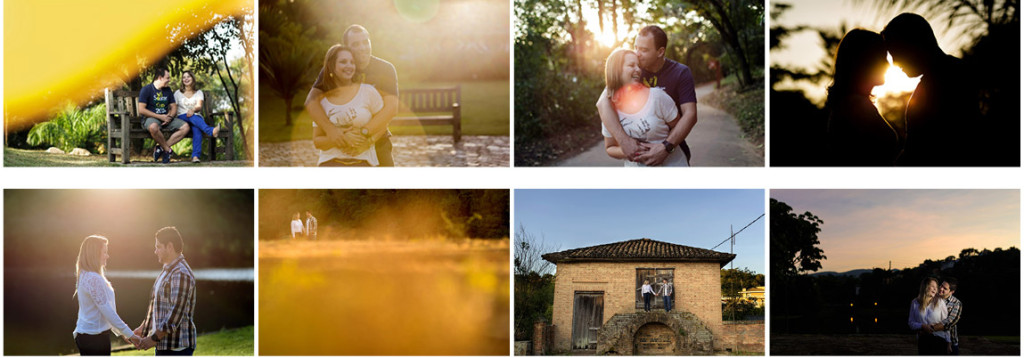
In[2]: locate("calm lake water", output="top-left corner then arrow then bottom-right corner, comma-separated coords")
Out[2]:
4,268 -> 253,355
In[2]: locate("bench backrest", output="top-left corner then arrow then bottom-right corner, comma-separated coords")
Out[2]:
399,87 -> 460,112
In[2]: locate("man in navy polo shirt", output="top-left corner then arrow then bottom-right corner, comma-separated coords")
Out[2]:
598,25 -> 698,166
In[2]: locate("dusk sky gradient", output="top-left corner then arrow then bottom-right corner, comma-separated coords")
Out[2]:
515,189 -> 765,273
771,190 -> 1020,273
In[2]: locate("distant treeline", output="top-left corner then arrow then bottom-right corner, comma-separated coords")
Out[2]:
773,247 -> 1020,336
259,189 -> 510,240
4,189 -> 254,270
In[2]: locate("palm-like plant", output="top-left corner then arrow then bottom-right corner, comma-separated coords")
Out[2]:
27,103 -> 106,153
858,0 -> 1017,38
258,14 -> 320,126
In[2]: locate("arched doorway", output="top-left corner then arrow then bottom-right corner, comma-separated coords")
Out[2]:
633,322 -> 676,355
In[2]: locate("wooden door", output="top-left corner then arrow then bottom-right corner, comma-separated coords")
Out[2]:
571,291 -> 604,350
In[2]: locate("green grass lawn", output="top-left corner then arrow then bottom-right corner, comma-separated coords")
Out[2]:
3,147 -> 253,167
259,80 -> 510,143
112,326 -> 253,356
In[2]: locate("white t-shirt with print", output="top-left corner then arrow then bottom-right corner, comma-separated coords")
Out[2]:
315,84 -> 384,166
173,90 -> 204,115
601,87 -> 688,167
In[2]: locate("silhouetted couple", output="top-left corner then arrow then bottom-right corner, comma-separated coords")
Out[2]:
826,13 -> 981,166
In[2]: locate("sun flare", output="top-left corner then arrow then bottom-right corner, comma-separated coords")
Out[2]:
871,54 -> 921,98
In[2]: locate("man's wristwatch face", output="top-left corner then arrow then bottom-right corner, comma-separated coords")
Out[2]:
662,140 -> 675,153
360,127 -> 369,136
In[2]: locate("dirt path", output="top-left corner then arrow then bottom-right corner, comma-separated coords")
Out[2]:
558,83 -> 763,167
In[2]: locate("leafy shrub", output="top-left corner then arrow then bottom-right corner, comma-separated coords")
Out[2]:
27,103 -> 107,153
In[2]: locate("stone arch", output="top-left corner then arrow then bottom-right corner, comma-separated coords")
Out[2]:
633,322 -> 676,355
596,311 -> 714,355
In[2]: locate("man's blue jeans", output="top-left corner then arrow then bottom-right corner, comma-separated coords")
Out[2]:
663,295 -> 672,312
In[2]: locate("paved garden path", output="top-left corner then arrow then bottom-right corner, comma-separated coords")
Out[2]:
559,83 -> 763,167
259,135 -> 509,167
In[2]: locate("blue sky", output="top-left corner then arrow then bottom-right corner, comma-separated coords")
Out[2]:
515,189 -> 765,273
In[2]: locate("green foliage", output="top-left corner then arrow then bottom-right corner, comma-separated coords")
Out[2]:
721,268 -> 765,296
514,271 -> 556,340
514,0 -> 604,166
26,103 -> 107,153
259,6 -> 321,126
770,198 -> 826,278
722,296 -> 764,321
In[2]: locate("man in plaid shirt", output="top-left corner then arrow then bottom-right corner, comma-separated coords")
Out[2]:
134,227 -> 197,355
924,277 -> 962,355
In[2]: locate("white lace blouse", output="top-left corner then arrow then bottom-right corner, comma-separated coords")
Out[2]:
74,271 -> 133,338
173,90 -> 204,115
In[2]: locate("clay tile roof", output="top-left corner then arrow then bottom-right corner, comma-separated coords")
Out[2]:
542,238 -> 736,267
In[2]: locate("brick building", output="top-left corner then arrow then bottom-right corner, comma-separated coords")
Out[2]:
542,238 -> 759,355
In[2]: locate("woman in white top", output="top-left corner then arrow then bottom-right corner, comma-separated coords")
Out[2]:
601,49 -> 688,167
174,70 -> 221,163
291,213 -> 305,239
73,235 -> 142,355
312,45 -> 384,166
639,280 -> 656,312
908,277 -> 950,355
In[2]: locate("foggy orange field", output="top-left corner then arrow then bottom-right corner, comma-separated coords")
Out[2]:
259,238 -> 510,355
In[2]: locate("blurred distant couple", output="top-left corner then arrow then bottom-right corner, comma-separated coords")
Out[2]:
909,276 -> 962,355
290,211 -> 318,240
73,227 -> 196,355
599,25 -> 697,167
825,13 -> 984,166
305,24 -> 398,167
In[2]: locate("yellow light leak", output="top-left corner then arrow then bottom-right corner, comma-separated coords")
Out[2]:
871,54 -> 921,98
874,317 -> 878,323
4,0 -> 251,131
850,317 -> 854,323
850,302 -> 854,307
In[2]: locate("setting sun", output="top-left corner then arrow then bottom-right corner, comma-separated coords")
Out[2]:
871,54 -> 921,98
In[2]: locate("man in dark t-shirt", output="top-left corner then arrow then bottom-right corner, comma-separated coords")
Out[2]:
139,67 -> 190,163
305,24 -> 398,166
598,25 -> 698,166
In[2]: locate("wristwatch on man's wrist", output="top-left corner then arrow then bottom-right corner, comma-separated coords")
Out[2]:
661,140 -> 676,153
360,127 -> 371,138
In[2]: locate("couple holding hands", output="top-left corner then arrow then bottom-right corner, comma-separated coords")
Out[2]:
72,227 -> 197,355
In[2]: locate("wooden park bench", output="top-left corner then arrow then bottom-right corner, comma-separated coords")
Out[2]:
105,88 -> 235,164
392,86 -> 462,142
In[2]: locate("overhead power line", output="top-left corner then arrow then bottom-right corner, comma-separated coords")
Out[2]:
710,213 -> 765,251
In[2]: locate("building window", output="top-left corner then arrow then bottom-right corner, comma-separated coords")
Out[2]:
635,268 -> 674,309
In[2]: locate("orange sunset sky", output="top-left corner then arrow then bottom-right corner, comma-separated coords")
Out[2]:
772,190 -> 1020,273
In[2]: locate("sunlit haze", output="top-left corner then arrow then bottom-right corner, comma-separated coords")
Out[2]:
870,54 -> 920,98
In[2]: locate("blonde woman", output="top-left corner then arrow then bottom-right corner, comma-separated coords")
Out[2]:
73,235 -> 142,355
600,49 -> 688,166
291,213 -> 305,239
639,279 -> 656,312
908,277 -> 950,354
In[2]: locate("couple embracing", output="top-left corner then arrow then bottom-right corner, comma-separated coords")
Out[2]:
826,13 -> 981,166
73,227 -> 196,356
305,25 -> 398,167
599,25 -> 698,167
909,276 -> 962,355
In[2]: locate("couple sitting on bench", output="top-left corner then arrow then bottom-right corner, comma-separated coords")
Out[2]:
140,67 -> 220,163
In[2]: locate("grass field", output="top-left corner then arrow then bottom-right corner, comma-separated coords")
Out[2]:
258,80 -> 510,143
112,325 -> 253,356
3,147 -> 253,167
259,239 -> 510,355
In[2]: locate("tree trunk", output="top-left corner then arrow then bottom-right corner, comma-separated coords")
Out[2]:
283,95 -> 293,126
703,0 -> 754,87
611,0 -> 618,44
